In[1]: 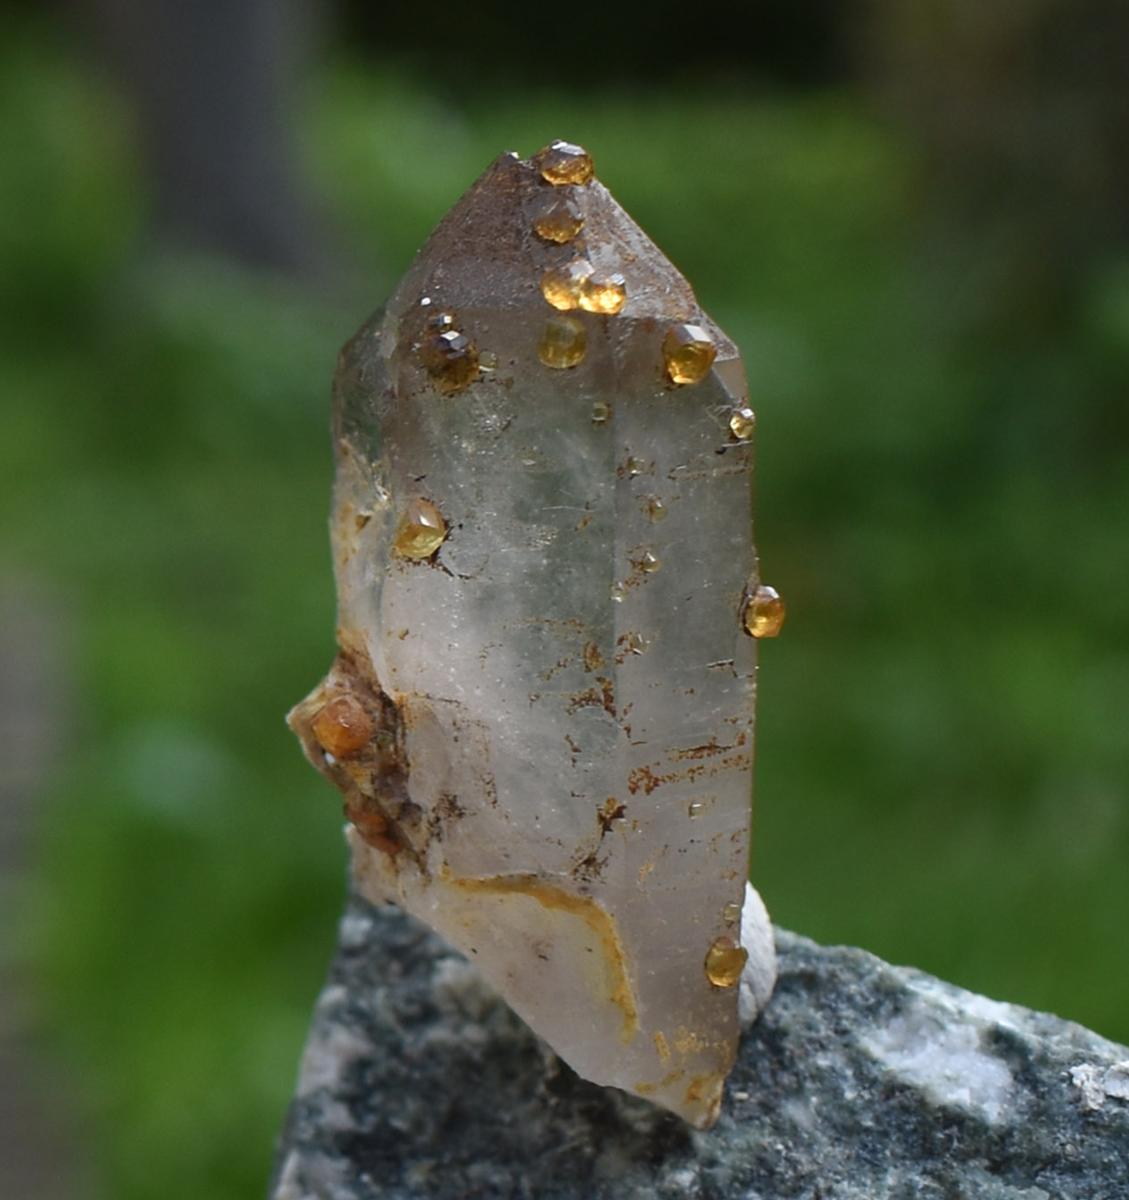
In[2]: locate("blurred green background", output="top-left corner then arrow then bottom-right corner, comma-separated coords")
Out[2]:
1,1 -> 1127,1197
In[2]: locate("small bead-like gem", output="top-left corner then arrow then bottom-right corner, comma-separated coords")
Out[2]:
538,315 -> 587,369
541,259 -> 593,310
729,407 -> 756,440
663,324 -> 716,385
645,496 -> 668,522
311,694 -> 374,759
742,584 -> 786,638
394,498 -> 448,560
535,140 -> 594,186
579,272 -> 627,315
723,901 -> 743,924
419,327 -> 479,394
533,195 -> 585,243
591,400 -> 611,424
704,936 -> 748,988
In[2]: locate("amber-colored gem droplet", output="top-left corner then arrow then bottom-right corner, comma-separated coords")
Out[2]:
394,498 -> 448,560
742,584 -> 786,638
688,800 -> 704,819
533,195 -> 585,243
645,496 -> 668,522
535,140 -> 594,186
639,550 -> 661,574
704,936 -> 748,988
663,324 -> 716,385
312,694 -> 374,759
723,901 -> 743,924
541,259 -> 593,311
538,315 -> 587,369
579,272 -> 627,315
419,328 -> 479,394
591,400 -> 611,424
626,456 -> 646,477
729,406 -> 756,440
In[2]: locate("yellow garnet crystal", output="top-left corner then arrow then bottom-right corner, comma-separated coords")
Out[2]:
704,937 -> 748,988
393,499 -> 448,560
541,259 -> 593,310
729,406 -> 756,440
311,694 -> 374,759
538,315 -> 587,368
533,195 -> 585,243
535,140 -> 594,186
663,324 -> 716,385
579,272 -> 627,315
742,584 -> 786,638
418,322 -> 479,394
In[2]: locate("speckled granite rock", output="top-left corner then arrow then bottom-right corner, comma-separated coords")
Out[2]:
270,894 -> 1129,1200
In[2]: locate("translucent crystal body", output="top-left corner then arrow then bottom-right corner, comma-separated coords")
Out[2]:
289,147 -> 776,1129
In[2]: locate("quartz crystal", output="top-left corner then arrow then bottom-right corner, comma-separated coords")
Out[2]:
288,144 -> 779,1129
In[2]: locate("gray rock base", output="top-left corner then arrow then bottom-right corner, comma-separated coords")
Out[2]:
271,894 -> 1129,1199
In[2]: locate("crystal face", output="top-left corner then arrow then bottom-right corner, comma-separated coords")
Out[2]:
288,144 -> 777,1130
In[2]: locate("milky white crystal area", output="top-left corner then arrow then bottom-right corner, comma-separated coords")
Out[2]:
289,145 -> 778,1128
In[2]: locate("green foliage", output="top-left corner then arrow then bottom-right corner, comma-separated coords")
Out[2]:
2,28 -> 1127,1200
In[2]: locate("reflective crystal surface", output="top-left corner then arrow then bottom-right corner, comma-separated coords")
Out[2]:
289,146 -> 777,1128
